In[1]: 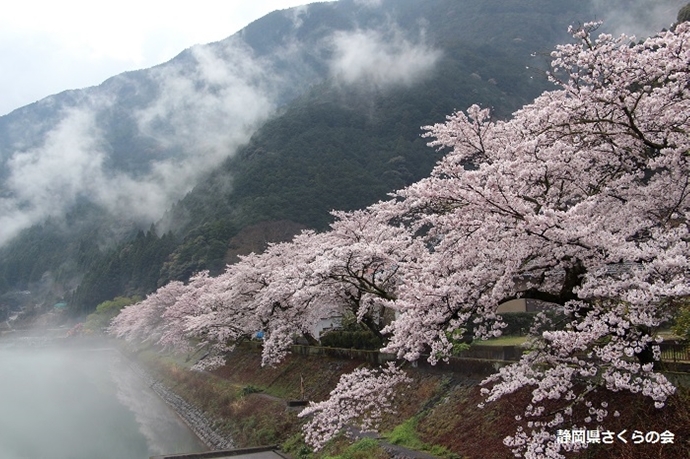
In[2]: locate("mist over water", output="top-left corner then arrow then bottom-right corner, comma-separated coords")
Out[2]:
0,343 -> 206,459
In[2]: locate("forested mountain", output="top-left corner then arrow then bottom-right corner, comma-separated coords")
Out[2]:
0,0 -> 683,317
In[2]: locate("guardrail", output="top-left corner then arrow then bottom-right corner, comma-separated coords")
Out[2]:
293,341 -> 690,366
659,342 -> 690,363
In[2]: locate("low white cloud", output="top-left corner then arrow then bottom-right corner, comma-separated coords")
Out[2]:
136,39 -> 275,156
0,9 -> 444,247
0,106 -> 176,246
0,36 -> 290,246
591,0 -> 685,38
0,109 -> 106,244
329,27 -> 441,89
131,39 -> 279,219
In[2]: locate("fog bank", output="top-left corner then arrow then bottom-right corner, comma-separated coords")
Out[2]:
0,345 -> 205,458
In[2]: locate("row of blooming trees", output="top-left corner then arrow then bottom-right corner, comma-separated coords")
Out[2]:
110,22 -> 690,458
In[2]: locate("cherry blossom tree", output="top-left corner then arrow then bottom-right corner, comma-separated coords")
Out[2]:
378,22 -> 690,458
242,215 -> 417,366
227,234 -> 335,366
109,280 -> 188,344
156,271 -> 215,355
109,214 -> 413,370
155,270 -> 251,370
181,229 -> 354,368
303,208 -> 423,340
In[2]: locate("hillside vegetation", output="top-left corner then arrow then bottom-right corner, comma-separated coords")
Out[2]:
131,342 -> 690,459
0,0 -> 681,316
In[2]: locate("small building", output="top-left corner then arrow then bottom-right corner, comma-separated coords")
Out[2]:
497,298 -> 556,314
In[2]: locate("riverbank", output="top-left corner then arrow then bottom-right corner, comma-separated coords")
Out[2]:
116,346 -> 234,451
129,341 -> 690,459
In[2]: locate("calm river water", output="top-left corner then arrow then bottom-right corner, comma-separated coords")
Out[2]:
0,341 -> 206,459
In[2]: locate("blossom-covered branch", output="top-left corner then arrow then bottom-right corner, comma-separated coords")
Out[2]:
298,362 -> 411,450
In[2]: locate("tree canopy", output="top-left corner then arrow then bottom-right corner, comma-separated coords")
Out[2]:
110,21 -> 690,458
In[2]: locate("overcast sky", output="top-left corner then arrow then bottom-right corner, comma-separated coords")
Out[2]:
0,0 -> 329,116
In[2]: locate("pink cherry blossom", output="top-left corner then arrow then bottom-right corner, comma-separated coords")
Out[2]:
110,22 -> 690,458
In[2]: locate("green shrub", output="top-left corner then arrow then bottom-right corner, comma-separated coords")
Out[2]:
672,305 -> 690,341
84,296 -> 140,333
500,312 -> 538,336
282,433 -> 313,459
388,418 -> 425,450
324,438 -> 388,459
387,418 -> 460,459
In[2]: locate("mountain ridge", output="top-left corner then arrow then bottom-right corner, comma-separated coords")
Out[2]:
0,0 -> 683,317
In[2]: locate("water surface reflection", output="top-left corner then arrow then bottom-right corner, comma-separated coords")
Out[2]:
0,343 -> 206,459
